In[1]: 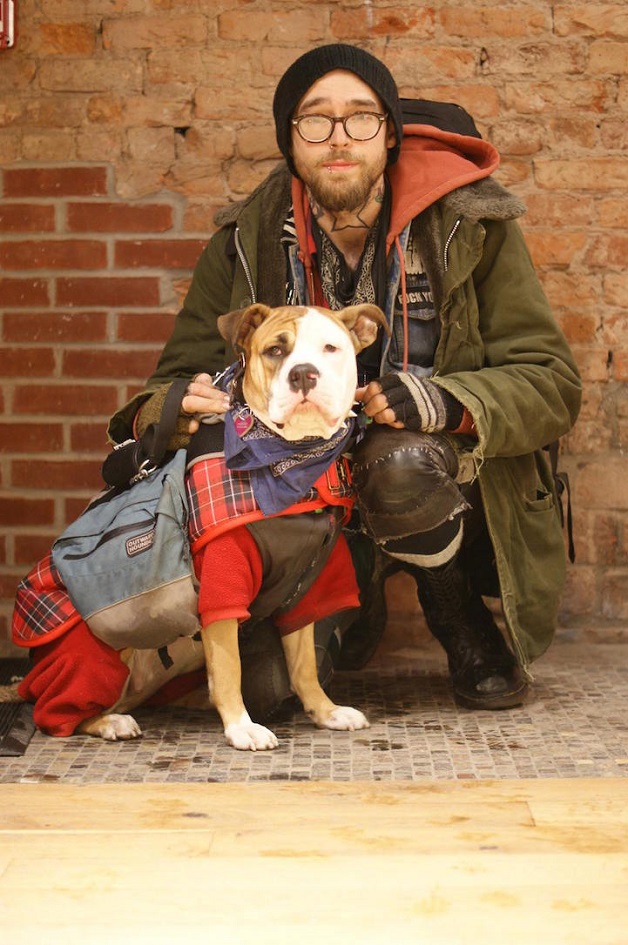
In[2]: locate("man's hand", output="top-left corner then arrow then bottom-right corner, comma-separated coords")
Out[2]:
356,373 -> 463,433
181,373 -> 230,434
356,380 -> 406,428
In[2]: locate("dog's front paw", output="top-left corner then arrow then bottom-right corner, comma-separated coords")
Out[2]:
81,713 -> 143,741
224,720 -> 279,751
320,706 -> 370,732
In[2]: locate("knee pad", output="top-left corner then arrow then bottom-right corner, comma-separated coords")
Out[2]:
351,426 -> 470,542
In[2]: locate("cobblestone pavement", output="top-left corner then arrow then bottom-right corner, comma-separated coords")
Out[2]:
2,640 -> 626,784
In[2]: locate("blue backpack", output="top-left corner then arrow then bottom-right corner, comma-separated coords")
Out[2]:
51,381 -> 200,650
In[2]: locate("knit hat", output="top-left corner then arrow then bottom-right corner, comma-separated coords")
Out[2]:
273,44 -> 403,176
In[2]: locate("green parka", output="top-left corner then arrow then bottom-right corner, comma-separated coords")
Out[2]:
109,131 -> 581,669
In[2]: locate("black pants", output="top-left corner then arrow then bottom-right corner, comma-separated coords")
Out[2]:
351,425 -> 493,580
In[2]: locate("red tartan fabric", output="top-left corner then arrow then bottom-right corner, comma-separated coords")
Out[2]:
186,454 -> 354,552
12,551 -> 82,648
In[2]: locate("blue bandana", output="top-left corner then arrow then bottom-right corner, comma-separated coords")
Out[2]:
223,407 -> 355,515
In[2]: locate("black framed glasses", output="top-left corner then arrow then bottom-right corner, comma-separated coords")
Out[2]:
291,112 -> 388,143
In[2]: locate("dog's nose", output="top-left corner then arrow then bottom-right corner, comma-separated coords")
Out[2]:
288,363 -> 320,395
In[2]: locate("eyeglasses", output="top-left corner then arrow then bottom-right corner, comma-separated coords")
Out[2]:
291,112 -> 388,143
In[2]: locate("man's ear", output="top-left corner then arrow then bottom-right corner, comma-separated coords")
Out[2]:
217,303 -> 273,352
338,303 -> 390,352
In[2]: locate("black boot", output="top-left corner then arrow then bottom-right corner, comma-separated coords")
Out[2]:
413,558 -> 528,710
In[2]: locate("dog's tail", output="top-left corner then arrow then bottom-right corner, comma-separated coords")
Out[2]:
0,681 -> 25,703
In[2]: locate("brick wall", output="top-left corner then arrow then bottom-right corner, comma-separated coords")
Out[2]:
1,1 -> 627,651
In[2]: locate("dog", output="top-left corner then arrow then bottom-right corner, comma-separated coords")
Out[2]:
5,302 -> 388,751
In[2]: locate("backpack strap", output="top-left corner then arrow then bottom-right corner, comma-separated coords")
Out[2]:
140,377 -> 189,468
101,378 -> 189,488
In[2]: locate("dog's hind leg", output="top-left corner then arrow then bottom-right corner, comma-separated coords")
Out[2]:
281,623 -> 370,732
200,618 -> 279,751
76,713 -> 142,741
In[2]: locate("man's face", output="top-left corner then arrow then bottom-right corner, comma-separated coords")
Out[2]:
290,69 -> 397,213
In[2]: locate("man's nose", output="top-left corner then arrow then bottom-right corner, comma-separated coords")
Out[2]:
328,121 -> 351,146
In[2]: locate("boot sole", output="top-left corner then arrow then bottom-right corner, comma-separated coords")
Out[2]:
453,681 -> 529,711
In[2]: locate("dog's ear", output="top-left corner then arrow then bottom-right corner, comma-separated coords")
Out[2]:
217,303 -> 273,352
338,303 -> 390,352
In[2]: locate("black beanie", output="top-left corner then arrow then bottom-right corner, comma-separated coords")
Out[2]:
273,44 -> 403,176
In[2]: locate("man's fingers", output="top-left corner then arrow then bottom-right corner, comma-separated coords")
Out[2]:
182,392 -> 229,415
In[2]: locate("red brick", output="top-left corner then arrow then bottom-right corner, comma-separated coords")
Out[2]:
523,229 -> 587,268
554,5 -> 627,39
0,239 -> 107,270
103,15 -> 209,50
39,60 -> 143,95
560,566 -> 598,617
586,235 -> 628,270
13,459 -> 103,491
217,10 -> 325,43
0,347 -> 56,377
332,7 -> 435,39
35,23 -> 96,56
3,167 -> 108,198
3,311 -> 108,343
439,6 -> 549,38
14,534 -> 58,566
13,384 -> 119,417
0,496 -> 55,526
597,198 -> 628,229
0,278 -> 50,307
67,202 -> 174,233
612,351 -> 628,382
0,204 -> 56,233
62,347 -> 161,380
574,458 -> 628,510
601,572 -> 628,620
116,311 -> 177,343
56,277 -> 161,307
114,239 -> 206,269
69,422 -> 111,453
558,313 -> 600,346
65,496 -> 94,521
535,158 -> 628,191
0,574 -> 23,602
0,422 -> 64,453
589,41 -> 628,74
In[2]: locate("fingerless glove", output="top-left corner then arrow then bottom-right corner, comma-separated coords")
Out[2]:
376,373 -> 464,433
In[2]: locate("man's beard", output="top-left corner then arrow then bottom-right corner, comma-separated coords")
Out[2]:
295,152 -> 387,213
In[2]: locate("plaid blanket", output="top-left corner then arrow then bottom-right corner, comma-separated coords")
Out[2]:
13,455 -> 355,647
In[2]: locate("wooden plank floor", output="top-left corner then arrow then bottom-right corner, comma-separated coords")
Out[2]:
1,779 -> 627,944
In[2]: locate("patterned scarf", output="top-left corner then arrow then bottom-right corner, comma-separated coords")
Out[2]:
223,407 -> 356,516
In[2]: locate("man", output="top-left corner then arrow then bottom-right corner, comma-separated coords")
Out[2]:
109,44 -> 581,712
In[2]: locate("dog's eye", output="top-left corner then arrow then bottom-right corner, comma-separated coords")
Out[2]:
324,344 -> 339,353
263,345 -> 285,359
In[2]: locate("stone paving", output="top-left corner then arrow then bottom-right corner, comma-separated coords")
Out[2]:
2,639 -> 627,784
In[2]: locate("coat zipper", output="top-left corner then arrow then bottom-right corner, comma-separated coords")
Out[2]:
443,217 -> 462,272
234,226 -> 256,303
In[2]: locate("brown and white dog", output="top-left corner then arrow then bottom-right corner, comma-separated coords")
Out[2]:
3,302 -> 387,751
